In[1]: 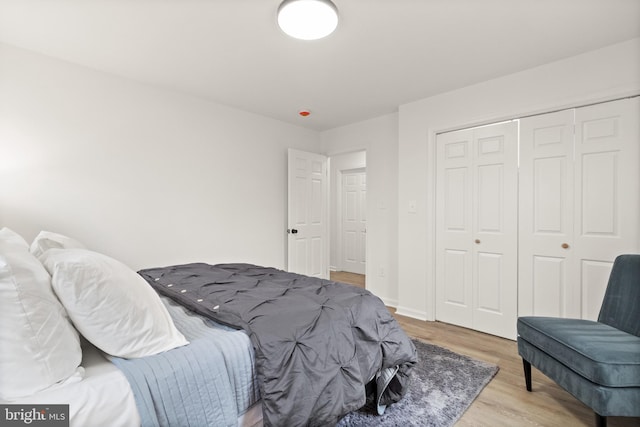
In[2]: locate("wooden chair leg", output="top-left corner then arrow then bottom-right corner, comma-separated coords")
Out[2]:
522,359 -> 532,391
595,413 -> 606,427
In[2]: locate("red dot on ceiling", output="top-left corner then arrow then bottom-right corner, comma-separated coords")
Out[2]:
299,110 -> 311,117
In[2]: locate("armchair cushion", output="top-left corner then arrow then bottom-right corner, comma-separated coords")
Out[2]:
517,316 -> 640,388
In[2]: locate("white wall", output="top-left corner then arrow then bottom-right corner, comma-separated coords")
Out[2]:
396,38 -> 640,320
328,150 -> 366,272
3,37 -> 638,315
0,43 -> 320,270
321,114 -> 399,306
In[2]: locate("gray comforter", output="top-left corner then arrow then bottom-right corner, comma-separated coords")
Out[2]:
139,263 -> 417,427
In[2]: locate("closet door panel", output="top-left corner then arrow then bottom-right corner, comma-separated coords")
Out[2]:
476,164 -> 504,233
581,260 -> 614,321
519,109 -> 574,317
475,251 -> 503,313
443,249 -> 468,307
534,157 -> 566,233
532,256 -> 566,317
573,98 -> 640,319
436,130 -> 474,329
472,123 -> 518,339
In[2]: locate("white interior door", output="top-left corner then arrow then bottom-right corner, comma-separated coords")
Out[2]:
287,149 -> 329,278
572,98 -> 639,320
519,109 -> 575,317
341,170 -> 366,275
435,128 -> 474,329
436,121 -> 518,339
472,123 -> 518,338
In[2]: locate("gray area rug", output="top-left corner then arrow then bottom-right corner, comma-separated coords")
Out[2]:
337,339 -> 499,427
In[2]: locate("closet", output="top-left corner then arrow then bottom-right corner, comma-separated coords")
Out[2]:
435,97 -> 639,340
519,98 -> 640,321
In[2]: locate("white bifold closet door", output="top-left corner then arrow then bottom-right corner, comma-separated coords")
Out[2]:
435,121 -> 518,340
519,97 -> 640,320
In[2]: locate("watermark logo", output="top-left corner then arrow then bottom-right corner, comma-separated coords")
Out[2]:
0,405 -> 68,427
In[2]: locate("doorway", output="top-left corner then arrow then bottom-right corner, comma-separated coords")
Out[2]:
329,151 -> 366,287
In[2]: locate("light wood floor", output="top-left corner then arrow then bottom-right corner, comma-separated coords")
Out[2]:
331,271 -> 365,288
330,271 -> 638,427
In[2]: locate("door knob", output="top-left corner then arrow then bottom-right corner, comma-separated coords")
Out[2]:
287,229 -> 298,234
475,239 -> 481,244
561,243 -> 569,249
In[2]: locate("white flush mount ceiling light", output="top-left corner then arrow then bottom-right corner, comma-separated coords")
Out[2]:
277,0 -> 338,40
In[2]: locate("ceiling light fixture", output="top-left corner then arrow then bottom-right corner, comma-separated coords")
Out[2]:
277,0 -> 338,41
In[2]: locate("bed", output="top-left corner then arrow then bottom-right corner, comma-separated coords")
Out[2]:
7,297 -> 264,427
0,228 -> 416,427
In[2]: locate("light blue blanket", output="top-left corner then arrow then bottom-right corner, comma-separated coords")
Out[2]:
110,297 -> 260,427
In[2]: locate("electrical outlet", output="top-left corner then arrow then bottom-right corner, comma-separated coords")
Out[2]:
379,267 -> 385,277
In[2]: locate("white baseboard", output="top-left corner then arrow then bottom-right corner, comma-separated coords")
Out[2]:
394,305 -> 429,321
379,297 -> 398,308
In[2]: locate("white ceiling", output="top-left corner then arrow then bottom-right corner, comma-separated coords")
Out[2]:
1,0 -> 638,131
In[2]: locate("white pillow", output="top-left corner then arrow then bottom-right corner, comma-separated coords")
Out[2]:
0,227 -> 29,248
0,229 -> 83,400
30,230 -> 86,258
40,248 -> 188,358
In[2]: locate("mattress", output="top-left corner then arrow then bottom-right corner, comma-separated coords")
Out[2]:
6,340 -> 140,427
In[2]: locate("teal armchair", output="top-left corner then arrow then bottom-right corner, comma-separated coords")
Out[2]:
517,254 -> 640,427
